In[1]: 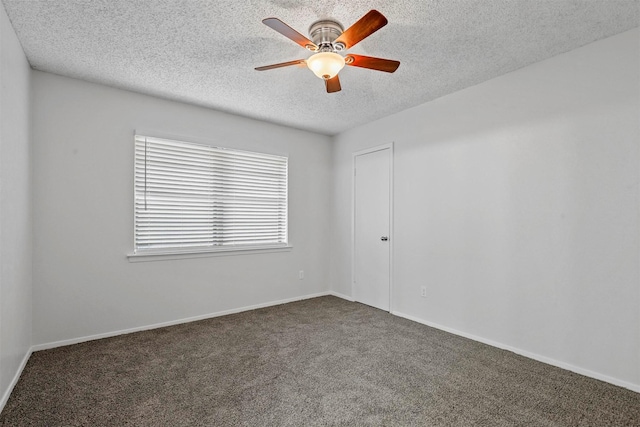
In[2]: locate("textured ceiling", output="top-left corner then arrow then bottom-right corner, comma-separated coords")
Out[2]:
2,0 -> 638,135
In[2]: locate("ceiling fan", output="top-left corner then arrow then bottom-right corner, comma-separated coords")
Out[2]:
255,10 -> 400,93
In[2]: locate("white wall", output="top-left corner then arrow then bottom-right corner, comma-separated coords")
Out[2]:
331,29 -> 640,389
31,72 -> 332,346
0,1 -> 32,406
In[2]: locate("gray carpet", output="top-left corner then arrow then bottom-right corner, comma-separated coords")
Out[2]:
1,296 -> 638,426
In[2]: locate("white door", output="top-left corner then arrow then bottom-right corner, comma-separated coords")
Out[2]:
353,146 -> 391,311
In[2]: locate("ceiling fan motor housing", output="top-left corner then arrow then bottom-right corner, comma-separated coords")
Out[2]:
308,19 -> 345,52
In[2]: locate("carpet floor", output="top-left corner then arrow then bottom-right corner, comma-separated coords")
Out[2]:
1,296 -> 638,426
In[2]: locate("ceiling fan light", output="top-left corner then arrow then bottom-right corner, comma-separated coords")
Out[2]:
307,52 -> 345,80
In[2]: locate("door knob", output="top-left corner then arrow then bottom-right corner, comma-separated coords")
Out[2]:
380,236 -> 388,241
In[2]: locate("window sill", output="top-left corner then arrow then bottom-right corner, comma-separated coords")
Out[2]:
127,245 -> 293,263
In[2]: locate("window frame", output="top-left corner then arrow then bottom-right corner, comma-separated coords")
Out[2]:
128,134 -> 291,261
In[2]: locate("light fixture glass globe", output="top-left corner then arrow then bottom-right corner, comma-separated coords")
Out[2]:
306,52 -> 345,80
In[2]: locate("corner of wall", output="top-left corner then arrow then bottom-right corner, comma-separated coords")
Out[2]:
0,0 -> 34,413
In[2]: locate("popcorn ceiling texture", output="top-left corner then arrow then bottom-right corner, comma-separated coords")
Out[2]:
2,0 -> 638,135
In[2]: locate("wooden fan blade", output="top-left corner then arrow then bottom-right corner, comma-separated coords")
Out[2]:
262,18 -> 318,50
255,59 -> 306,71
345,54 -> 400,73
334,10 -> 388,49
325,75 -> 341,93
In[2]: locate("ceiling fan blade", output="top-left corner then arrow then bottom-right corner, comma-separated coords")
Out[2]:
345,54 -> 400,73
262,18 -> 318,50
255,59 -> 306,71
334,10 -> 388,49
325,75 -> 341,93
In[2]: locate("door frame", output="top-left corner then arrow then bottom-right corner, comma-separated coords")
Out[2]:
351,142 -> 394,312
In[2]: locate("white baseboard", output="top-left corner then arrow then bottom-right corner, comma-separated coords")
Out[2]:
392,310 -> 640,394
32,291 -> 331,352
0,347 -> 33,413
328,290 -> 355,302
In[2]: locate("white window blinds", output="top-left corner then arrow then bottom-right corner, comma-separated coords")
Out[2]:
134,135 -> 288,253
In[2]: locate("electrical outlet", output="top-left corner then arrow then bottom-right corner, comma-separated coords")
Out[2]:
420,286 -> 427,297
299,270 -> 304,280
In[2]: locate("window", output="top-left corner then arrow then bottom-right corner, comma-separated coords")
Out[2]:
134,135 -> 288,254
